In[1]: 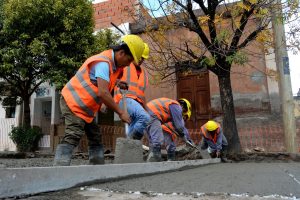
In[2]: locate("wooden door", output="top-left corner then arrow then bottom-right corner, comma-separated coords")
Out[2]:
177,71 -> 211,129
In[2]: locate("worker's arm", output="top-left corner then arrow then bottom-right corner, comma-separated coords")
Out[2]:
93,62 -> 130,123
141,70 -> 148,110
169,104 -> 187,138
97,78 -> 130,123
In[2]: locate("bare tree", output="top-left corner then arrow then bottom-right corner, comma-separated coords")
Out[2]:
131,0 -> 299,154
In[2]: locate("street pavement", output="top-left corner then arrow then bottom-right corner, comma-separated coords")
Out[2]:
15,162 -> 300,200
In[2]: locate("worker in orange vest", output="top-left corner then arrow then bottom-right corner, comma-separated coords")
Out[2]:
146,98 -> 192,161
114,43 -> 150,140
54,35 -> 146,166
200,120 -> 228,162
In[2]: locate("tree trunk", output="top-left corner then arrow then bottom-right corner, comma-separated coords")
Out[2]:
23,96 -> 31,127
218,72 -> 241,154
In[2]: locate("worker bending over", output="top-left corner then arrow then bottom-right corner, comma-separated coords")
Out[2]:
146,98 -> 192,161
54,35 -> 145,166
114,43 -> 150,140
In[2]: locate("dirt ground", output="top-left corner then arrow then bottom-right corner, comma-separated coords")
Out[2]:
0,149 -> 299,168
11,188 -> 294,200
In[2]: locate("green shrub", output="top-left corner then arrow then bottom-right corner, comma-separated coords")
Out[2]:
9,126 -> 43,152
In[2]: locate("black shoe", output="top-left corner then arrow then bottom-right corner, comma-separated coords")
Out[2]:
132,132 -> 143,140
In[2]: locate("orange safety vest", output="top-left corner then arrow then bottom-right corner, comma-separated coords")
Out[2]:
148,98 -> 180,141
147,98 -> 180,123
200,123 -> 221,144
162,122 -> 178,141
61,49 -> 122,123
114,63 -> 148,104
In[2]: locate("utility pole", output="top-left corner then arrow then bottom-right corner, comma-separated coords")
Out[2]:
272,0 -> 297,153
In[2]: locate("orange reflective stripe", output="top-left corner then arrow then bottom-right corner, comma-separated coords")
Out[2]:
200,123 -> 220,144
162,122 -> 177,141
114,63 -> 148,104
147,98 -> 179,123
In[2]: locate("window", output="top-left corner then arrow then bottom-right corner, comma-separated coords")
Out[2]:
5,106 -> 16,118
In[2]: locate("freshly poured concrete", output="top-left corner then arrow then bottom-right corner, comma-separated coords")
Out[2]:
0,158 -> 220,198
114,138 -> 144,164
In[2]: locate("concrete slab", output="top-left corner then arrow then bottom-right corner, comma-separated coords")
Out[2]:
0,158 -> 220,198
114,138 -> 144,164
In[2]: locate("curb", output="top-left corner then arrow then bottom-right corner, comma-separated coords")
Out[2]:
0,158 -> 220,198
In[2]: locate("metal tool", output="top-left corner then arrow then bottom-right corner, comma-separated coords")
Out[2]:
166,124 -> 200,151
111,22 -> 125,35
183,137 -> 200,151
119,88 -> 129,137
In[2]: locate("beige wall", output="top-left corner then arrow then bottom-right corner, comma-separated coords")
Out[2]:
294,97 -> 300,118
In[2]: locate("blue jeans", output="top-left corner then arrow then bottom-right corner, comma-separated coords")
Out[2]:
146,117 -> 176,154
119,98 -> 150,138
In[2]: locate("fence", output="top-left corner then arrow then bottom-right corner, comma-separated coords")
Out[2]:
0,118 -> 17,151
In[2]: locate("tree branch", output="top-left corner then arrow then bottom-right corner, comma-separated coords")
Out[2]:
193,0 -> 208,14
237,25 -> 267,49
229,4 -> 256,51
183,0 -> 212,49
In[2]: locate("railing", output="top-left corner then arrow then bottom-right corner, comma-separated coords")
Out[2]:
0,118 -> 17,151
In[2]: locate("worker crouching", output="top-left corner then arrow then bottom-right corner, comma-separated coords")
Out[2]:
200,120 -> 229,162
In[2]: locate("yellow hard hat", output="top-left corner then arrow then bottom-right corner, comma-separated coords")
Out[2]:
178,98 -> 192,120
205,120 -> 218,131
142,43 -> 150,59
121,34 -> 145,64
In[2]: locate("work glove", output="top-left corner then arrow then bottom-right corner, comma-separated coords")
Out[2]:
177,131 -> 185,138
117,80 -> 129,90
100,104 -> 108,113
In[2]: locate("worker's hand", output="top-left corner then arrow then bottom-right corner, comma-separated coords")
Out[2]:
117,81 -> 129,90
119,111 -> 131,124
216,151 -> 221,158
177,131 -> 185,138
100,104 -> 108,113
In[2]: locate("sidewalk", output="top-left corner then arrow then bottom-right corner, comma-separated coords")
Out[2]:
0,159 -> 220,198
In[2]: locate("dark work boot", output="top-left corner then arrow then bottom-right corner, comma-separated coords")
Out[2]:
53,144 -> 74,166
132,132 -> 143,140
88,145 -> 105,165
220,151 -> 231,163
209,152 -> 217,158
147,146 -> 162,162
129,129 -> 143,140
167,152 -> 176,161
200,140 -> 208,150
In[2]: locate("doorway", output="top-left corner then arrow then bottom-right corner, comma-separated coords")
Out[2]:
177,71 -> 211,129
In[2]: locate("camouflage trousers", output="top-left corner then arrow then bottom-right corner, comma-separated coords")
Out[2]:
60,96 -> 102,147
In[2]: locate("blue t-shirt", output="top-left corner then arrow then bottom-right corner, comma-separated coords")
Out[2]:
89,51 -> 116,82
90,62 -> 110,82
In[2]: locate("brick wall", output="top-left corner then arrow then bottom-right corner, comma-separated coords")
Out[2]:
188,119 -> 300,152
93,0 -> 139,30
62,121 -> 300,153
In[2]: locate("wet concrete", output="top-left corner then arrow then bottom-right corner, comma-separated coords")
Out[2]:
0,159 -> 219,198
89,162 -> 300,198
10,162 -> 300,200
